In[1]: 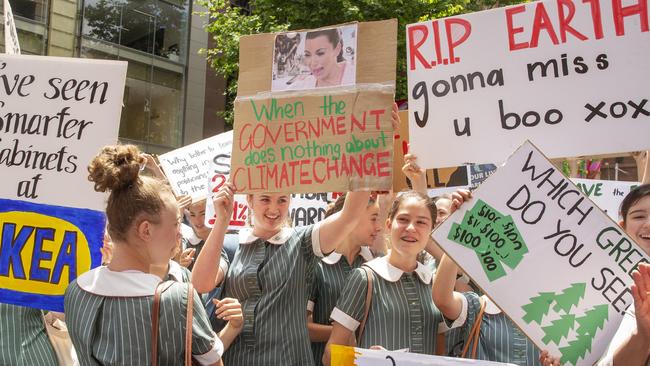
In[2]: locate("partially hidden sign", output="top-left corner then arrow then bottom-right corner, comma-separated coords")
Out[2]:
573,178 -> 639,221
330,345 -> 515,366
0,55 -> 127,311
406,0 -> 650,168
232,20 -> 397,194
433,141 -> 649,366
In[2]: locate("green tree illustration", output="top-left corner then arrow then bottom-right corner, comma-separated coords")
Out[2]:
522,292 -> 555,324
575,304 -> 609,337
553,283 -> 586,314
541,314 -> 576,345
559,332 -> 593,366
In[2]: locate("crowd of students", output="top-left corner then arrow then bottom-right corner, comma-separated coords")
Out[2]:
1,109 -> 649,366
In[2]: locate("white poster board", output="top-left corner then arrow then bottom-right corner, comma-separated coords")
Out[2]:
573,178 -> 639,221
330,345 -> 515,365
432,141 -> 649,366
406,0 -> 650,168
159,131 -> 233,201
0,55 -> 127,311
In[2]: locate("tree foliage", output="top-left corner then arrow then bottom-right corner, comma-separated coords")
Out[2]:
198,0 -> 527,127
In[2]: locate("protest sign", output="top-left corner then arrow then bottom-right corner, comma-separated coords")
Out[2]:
406,0 -> 650,168
0,55 -> 127,311
159,130 -> 233,202
392,110 -> 410,192
232,20 -> 397,194
330,345 -> 515,366
573,178 -> 639,220
3,0 -> 20,54
470,164 -> 498,189
432,141 -> 649,366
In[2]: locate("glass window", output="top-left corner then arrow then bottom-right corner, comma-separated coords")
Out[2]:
7,0 -> 48,23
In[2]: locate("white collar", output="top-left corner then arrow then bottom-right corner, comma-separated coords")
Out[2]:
167,260 -> 186,282
482,295 -> 502,315
181,223 -> 202,246
76,266 -> 162,297
239,227 -> 294,245
322,246 -> 374,265
364,256 -> 432,284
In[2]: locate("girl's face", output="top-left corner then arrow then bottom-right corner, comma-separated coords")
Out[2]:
352,202 -> 382,246
435,198 -> 452,227
186,201 -> 210,239
387,197 -> 433,258
248,193 -> 291,235
148,195 -> 182,264
304,35 -> 340,81
623,195 -> 650,254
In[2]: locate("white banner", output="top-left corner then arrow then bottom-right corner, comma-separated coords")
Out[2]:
433,141 -> 649,366
3,0 -> 20,55
406,0 -> 650,168
573,178 -> 639,221
330,345 -> 515,365
159,131 -> 233,202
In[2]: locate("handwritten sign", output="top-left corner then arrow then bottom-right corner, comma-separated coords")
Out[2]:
159,131 -> 233,201
573,178 -> 639,220
433,141 -> 649,366
0,55 -> 127,311
407,0 -> 650,168
231,89 -> 395,193
330,345 -> 515,366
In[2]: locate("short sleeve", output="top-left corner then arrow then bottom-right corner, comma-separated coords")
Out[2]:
330,268 -> 369,332
217,247 -> 229,286
438,291 -> 472,333
298,223 -> 324,259
444,292 -> 481,356
307,271 -> 319,312
597,310 -> 637,366
190,288 -> 223,365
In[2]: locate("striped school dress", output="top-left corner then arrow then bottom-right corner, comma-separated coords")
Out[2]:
331,256 -> 468,354
0,304 -> 57,366
64,266 -> 223,366
222,225 -> 323,366
445,293 -> 541,366
308,246 -> 374,365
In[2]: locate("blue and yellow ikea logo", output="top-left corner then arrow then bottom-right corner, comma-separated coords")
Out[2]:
0,199 -> 104,312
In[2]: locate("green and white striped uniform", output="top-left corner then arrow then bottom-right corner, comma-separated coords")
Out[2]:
0,304 -> 57,366
64,266 -> 223,366
223,224 -> 323,366
445,292 -> 541,366
331,256 -> 468,354
308,246 -> 374,365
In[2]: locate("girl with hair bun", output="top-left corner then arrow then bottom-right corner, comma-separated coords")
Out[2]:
64,144 -> 242,366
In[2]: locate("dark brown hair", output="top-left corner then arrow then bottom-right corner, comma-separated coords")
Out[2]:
387,191 -> 436,227
88,145 -> 172,242
620,183 -> 650,223
324,193 -> 377,219
306,28 -> 344,62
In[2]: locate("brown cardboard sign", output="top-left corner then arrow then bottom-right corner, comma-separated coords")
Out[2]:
237,19 -> 397,97
231,88 -> 394,193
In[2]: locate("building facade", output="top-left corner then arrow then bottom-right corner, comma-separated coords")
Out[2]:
0,0 -> 227,154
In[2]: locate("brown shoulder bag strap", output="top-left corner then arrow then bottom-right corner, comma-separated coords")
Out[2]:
185,283 -> 194,366
355,266 -> 374,345
151,281 -> 175,366
461,295 -> 487,359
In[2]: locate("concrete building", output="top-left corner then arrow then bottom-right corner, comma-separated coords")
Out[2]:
1,0 -> 227,154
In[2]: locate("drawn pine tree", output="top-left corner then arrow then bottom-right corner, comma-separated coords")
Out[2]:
522,292 -> 555,324
541,314 -> 576,345
559,332 -> 593,366
553,283 -> 586,314
575,305 -> 609,337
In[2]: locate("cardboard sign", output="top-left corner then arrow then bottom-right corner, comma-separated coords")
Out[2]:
159,131 -> 233,201
432,141 -> 649,366
0,55 -> 127,311
573,178 -> 639,221
392,110 -> 410,192
232,88 -> 395,193
330,345 -> 515,366
406,0 -> 650,168
3,0 -> 20,54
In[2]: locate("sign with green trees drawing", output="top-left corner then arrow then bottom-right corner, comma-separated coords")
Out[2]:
433,141 -> 650,366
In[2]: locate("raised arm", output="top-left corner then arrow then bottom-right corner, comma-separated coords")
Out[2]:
432,254 -> 466,320
191,183 -> 234,293
323,322 -> 355,366
318,191 -> 371,254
